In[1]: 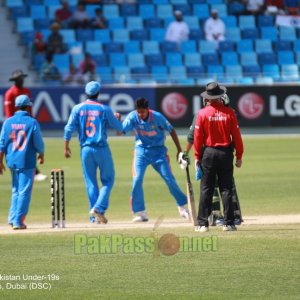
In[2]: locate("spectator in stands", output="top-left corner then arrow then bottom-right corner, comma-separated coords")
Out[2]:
265,0 -> 285,15
70,2 -> 90,29
90,8 -> 107,29
204,10 -> 226,45
47,22 -> 67,54
63,63 -> 84,85
243,0 -> 265,15
32,32 -> 47,55
284,0 -> 300,15
165,10 -> 190,45
40,54 -> 61,82
55,0 -> 72,28
78,52 -> 97,83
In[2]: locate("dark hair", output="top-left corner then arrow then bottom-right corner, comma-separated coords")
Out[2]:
135,97 -> 148,109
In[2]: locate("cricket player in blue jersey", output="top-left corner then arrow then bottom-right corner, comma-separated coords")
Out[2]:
122,97 -> 190,222
64,81 -> 122,224
0,95 -> 45,230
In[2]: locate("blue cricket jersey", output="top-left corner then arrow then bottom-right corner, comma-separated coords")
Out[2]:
122,110 -> 173,148
0,111 -> 44,169
64,100 -> 123,147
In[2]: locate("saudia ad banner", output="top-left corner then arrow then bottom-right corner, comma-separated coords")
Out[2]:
0,86 -> 299,129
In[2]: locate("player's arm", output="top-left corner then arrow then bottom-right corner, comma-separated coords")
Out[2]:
0,126 -> 7,174
170,129 -> 182,160
106,108 -> 123,131
121,112 -> 134,135
230,112 -> 244,168
64,108 -> 79,158
32,122 -> 45,164
4,92 -> 15,118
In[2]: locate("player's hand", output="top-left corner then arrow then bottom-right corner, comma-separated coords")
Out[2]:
195,160 -> 203,181
65,147 -> 71,158
235,159 -> 242,168
114,112 -> 121,121
0,162 -> 6,175
178,152 -> 190,169
38,154 -> 44,164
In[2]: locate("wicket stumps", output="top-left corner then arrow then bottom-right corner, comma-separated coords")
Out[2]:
50,169 -> 66,228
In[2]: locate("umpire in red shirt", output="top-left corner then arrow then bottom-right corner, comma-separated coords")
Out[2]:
194,82 -> 244,232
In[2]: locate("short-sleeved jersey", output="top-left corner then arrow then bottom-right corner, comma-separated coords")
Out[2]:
0,111 -> 44,170
4,85 -> 32,118
122,110 -> 173,148
64,99 -> 122,147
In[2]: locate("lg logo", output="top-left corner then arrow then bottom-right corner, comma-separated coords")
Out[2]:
238,93 -> 265,119
161,93 -> 188,120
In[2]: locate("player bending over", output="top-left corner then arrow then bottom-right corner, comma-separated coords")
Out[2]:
122,97 -> 190,222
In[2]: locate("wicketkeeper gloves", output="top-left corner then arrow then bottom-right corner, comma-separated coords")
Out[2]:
178,152 -> 190,169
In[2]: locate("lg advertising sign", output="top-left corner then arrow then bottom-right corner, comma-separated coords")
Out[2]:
0,85 -> 299,129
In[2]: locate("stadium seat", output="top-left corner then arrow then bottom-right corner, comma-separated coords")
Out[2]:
32,54 -> 45,71
258,52 -> 276,65
228,2 -> 246,15
180,40 -> 197,53
128,53 -> 145,67
176,78 -> 195,86
60,29 -> 76,43
211,4 -> 227,17
222,16 -> 237,28
193,4 -> 209,20
207,65 -> 224,80
165,53 -> 183,66
150,29 -> 166,41
47,5 -> 60,20
274,40 -> 292,51
169,66 -> 187,81
20,31 -> 35,46
114,66 -> 131,82
240,52 -> 257,66
139,5 -> 155,19
6,0 -> 23,8
71,53 -> 84,68
127,17 -> 143,30
131,66 -> 149,80
255,39 -> 272,54
94,30 -> 111,43
189,29 -> 203,40
104,42 -> 122,53
184,16 -> 199,29
146,54 -> 164,66
174,4 -> 191,16
112,29 -> 129,42
226,28 -> 241,42
243,65 -> 261,78
109,53 -> 127,67
85,41 -> 103,55
279,26 -> 296,41
121,4 -> 137,16
144,18 -> 162,28
263,64 -> 280,79
197,77 -> 217,85
221,52 -> 239,66
236,40 -> 253,53
131,29 -> 148,41
199,41 -> 217,54
16,17 -> 34,33
187,66 -> 205,78
202,53 -> 219,66
236,77 -> 254,84
53,54 -> 70,73
93,54 -> 107,66
256,76 -> 274,84
225,65 -> 242,80
151,66 -> 168,82
97,67 -> 114,84
261,27 -> 277,41
277,51 -> 295,65
293,39 -> 300,52
142,41 -> 160,55
281,64 -> 299,80
30,5 -> 47,19
184,53 -> 201,66
108,18 -> 125,29
258,15 -> 274,27
239,15 -> 256,29
9,7 -> 27,20
103,5 -> 119,18
161,41 -> 179,53
219,41 -> 235,52
124,41 -> 141,54
242,28 -> 259,40
76,29 -> 93,42
157,4 -> 173,19
34,19 -> 50,29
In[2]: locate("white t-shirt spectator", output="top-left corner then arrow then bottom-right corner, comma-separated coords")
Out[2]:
204,17 -> 226,41
246,0 -> 265,11
165,21 -> 190,43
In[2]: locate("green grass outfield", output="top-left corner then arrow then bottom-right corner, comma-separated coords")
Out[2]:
0,136 -> 299,299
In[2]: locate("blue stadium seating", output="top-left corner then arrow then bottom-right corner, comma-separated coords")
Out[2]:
242,28 -> 259,40
180,40 -> 197,53
187,66 -> 205,78
219,41 -> 235,52
258,52 -> 276,65
131,29 -> 148,41
146,54 -> 164,66
221,52 -> 239,66
240,52 -> 257,66
258,15 -> 274,27
263,64 -> 280,79
184,53 -> 201,66
121,4 -> 137,17
124,41 -> 141,54
139,5 -> 155,19
243,65 -> 261,78
281,64 -> 299,80
255,39 -> 272,53
165,53 -> 183,66
277,51 -> 295,65
104,42 -> 122,53
85,41 -> 103,55
225,65 -> 242,80
207,65 -> 224,80
143,41 -> 160,55
202,53 -> 219,66
128,54 -> 145,67
237,40 -> 253,53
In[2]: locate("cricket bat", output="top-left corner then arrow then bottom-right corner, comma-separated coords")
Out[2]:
185,165 -> 197,226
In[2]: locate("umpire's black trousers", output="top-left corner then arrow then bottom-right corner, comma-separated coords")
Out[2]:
198,147 -> 234,226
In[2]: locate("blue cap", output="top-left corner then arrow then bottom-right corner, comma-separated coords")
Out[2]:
85,81 -> 101,96
15,95 -> 32,107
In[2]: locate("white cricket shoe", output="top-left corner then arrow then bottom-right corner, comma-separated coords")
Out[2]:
89,208 -> 108,224
223,225 -> 237,231
178,206 -> 190,220
34,173 -> 48,182
132,211 -> 148,222
195,226 -> 209,232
